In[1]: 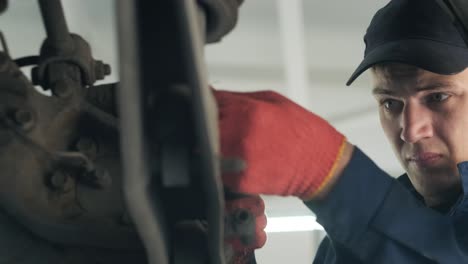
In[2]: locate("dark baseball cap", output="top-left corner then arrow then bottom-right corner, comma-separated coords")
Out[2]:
346,0 -> 468,86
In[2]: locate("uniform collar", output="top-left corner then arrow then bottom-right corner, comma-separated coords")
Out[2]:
396,162 -> 468,215
397,174 -> 424,202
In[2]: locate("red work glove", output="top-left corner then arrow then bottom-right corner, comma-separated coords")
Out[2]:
224,195 -> 267,264
215,90 -> 347,200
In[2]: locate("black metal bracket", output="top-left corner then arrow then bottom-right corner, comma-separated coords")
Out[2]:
116,1 -> 225,263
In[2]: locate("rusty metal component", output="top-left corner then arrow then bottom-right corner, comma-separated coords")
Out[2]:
82,100 -> 119,130
93,167 -> 112,188
0,51 -> 142,253
49,170 -> 73,193
12,109 -> 35,131
80,167 -> 112,189
0,0 -> 247,263
94,60 -> 112,80
53,152 -> 94,173
84,83 -> 118,116
33,33 -> 112,89
33,0 -> 111,92
0,0 -> 141,255
51,79 -> 73,98
76,137 -> 98,160
76,137 -> 95,153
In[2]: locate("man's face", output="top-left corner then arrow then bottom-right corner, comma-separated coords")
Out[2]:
372,63 -> 468,207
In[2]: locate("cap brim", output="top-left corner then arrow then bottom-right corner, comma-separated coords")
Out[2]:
346,39 -> 468,86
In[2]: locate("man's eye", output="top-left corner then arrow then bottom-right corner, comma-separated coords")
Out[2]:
427,93 -> 449,103
381,99 -> 401,111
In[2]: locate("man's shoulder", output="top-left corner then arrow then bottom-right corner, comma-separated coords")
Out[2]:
396,173 -> 411,186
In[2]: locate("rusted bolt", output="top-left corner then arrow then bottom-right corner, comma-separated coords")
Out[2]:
76,137 -> 93,151
81,167 -> 111,189
13,109 -> 34,131
76,137 -> 97,159
94,167 -> 112,188
50,170 -> 73,193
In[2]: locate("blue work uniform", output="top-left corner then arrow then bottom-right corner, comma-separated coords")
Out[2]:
306,148 -> 468,264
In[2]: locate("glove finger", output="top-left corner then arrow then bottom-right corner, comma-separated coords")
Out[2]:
257,211 -> 267,230
225,195 -> 265,214
225,195 -> 268,249
216,92 -> 255,193
252,195 -> 265,217
215,92 -> 266,194
214,89 -> 294,195
254,213 -> 267,248
215,89 -> 288,106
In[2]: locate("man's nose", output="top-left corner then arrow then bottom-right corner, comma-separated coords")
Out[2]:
400,103 -> 433,143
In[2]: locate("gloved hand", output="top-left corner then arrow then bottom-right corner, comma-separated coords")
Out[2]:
224,194 -> 267,264
215,90 -> 352,201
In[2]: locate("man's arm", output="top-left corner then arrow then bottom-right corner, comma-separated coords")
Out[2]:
308,147 -> 465,263
312,141 -> 354,200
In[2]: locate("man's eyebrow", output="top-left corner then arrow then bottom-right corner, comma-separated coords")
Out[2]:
415,82 -> 455,92
372,82 -> 455,95
372,87 -> 393,95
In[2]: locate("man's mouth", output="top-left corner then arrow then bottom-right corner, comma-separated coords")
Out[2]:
407,152 -> 443,167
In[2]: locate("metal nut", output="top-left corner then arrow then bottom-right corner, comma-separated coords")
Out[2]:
13,109 -> 35,131
50,170 -> 73,193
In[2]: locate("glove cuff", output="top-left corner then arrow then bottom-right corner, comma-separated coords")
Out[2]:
300,136 -> 348,201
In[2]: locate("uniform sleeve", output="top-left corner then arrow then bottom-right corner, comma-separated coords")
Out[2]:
305,148 -> 466,264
